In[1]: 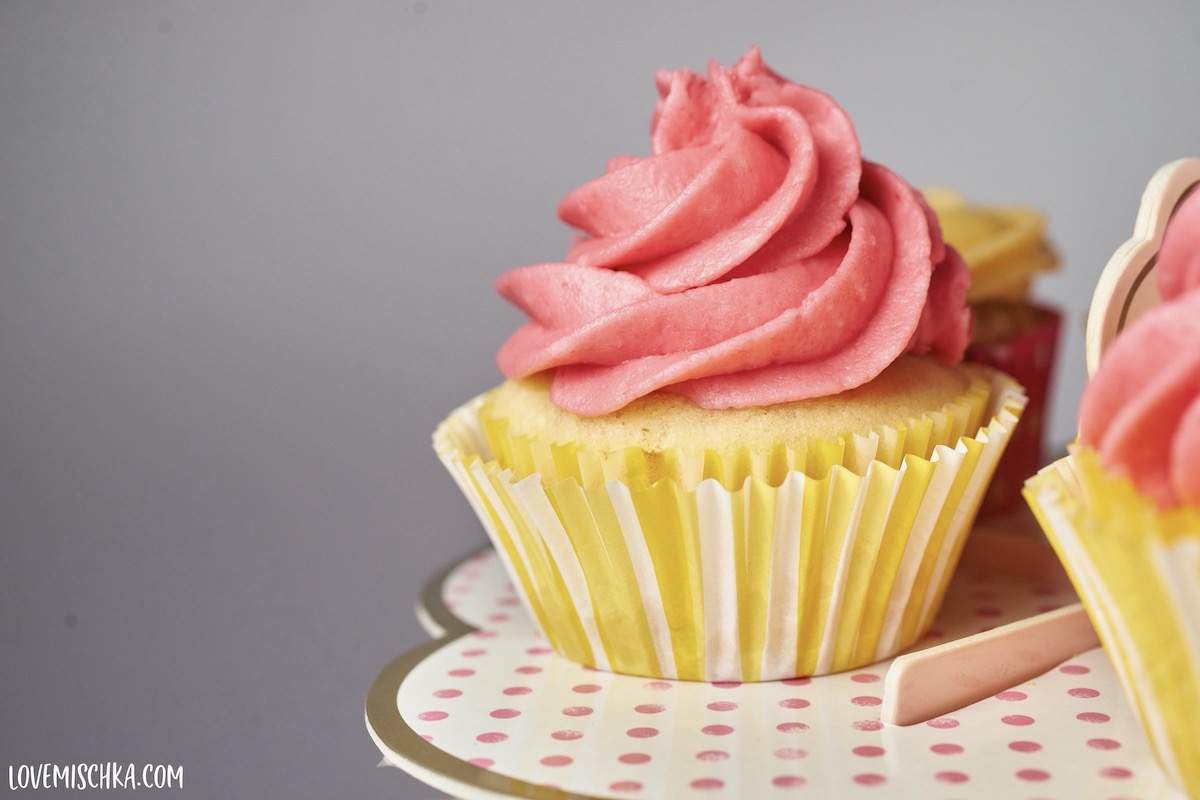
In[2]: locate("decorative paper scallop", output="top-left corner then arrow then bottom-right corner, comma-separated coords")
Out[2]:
366,547 -> 1173,800
1086,157 -> 1200,376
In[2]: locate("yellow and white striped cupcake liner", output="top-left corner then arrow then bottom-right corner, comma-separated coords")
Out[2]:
1026,450 -> 1200,797
434,369 -> 1025,682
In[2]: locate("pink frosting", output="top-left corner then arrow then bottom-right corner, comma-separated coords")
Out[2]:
496,48 -> 970,416
1079,188 -> 1200,508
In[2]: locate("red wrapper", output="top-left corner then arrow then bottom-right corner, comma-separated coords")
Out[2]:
966,303 -> 1062,517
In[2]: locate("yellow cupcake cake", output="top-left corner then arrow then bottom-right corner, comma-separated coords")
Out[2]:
436,48 -> 1025,681
1026,158 -> 1200,795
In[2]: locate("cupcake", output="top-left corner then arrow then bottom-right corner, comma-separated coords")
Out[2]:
1025,159 -> 1200,795
436,48 -> 1026,681
926,190 -> 1062,516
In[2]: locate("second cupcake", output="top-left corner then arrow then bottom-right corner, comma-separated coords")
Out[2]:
436,48 -> 1026,681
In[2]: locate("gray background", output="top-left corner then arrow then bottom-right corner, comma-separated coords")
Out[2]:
2,1 -> 1198,798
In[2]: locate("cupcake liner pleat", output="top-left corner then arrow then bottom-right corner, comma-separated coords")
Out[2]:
436,370 -> 1025,681
1026,452 -> 1200,795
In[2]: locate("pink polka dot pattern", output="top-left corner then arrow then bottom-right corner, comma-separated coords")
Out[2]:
935,770 -> 969,784
701,724 -> 734,736
389,549 -> 1163,800
488,708 -> 520,719
1001,714 -> 1035,726
690,778 -> 724,790
562,706 -> 593,717
1016,768 -> 1051,781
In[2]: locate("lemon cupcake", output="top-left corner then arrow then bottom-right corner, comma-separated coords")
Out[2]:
926,190 -> 1061,516
436,48 -> 1026,681
1025,158 -> 1200,795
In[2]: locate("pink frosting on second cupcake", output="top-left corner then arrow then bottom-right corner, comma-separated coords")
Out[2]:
1079,189 -> 1200,508
496,48 -> 970,416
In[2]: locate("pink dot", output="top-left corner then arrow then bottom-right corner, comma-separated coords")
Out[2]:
690,778 -> 724,790
1009,740 -> 1042,753
515,665 -> 542,675
1002,714 -> 1035,726
419,734 -> 433,742
1077,712 -> 1111,723
712,680 -> 742,689
782,676 -> 811,686
1068,687 -> 1100,698
448,668 -> 475,678
489,708 -> 520,719
1016,768 -> 1050,782
487,613 -> 510,623
853,745 -> 885,758
935,771 -> 969,784
927,717 -> 959,729
975,606 -> 1002,617
551,729 -> 582,741
433,689 -> 462,699
931,743 -> 963,755
702,724 -> 734,736
502,686 -> 532,696
573,683 -> 602,694
418,711 -> 448,722
707,701 -> 738,712
696,750 -> 729,762
635,704 -> 664,714
853,773 -> 887,786
1088,738 -> 1121,750
610,781 -> 642,793
774,747 -> 807,760
461,648 -> 487,658
772,775 -> 806,788
779,698 -> 810,709
1100,767 -> 1133,779
644,680 -> 672,691
526,645 -> 552,655
468,758 -> 493,769
851,695 -> 882,707
473,629 -> 498,639
626,727 -> 659,739
1060,663 -> 1090,675
476,732 -> 507,744
851,673 -> 880,683
996,690 -> 1027,701
497,597 -> 519,607
777,722 -> 810,733
619,752 -> 651,765
540,755 -> 572,767
562,706 -> 593,717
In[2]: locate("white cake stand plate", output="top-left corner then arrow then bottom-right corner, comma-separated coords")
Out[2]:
366,541 -> 1176,799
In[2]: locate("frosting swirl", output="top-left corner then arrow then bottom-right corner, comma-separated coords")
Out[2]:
497,48 -> 970,416
1079,189 -> 1200,508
